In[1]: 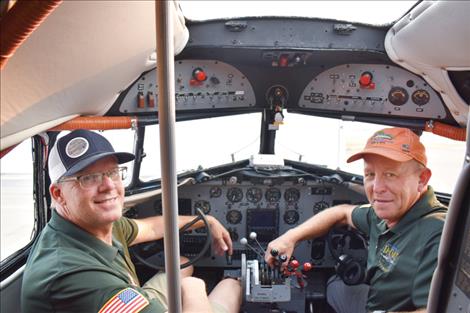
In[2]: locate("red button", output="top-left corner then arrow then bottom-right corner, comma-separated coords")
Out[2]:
359,72 -> 372,87
193,68 -> 207,82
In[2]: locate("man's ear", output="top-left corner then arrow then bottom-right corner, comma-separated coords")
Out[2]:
50,184 -> 65,206
418,167 -> 432,192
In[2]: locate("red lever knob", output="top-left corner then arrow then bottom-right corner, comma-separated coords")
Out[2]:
302,262 -> 313,272
290,259 -> 300,269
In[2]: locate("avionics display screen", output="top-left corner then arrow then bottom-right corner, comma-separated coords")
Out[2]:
247,209 -> 277,227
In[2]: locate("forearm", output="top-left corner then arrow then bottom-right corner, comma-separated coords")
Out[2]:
284,204 -> 355,243
130,214 -> 206,245
265,204 -> 355,264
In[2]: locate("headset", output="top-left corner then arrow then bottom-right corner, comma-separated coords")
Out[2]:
327,226 -> 368,285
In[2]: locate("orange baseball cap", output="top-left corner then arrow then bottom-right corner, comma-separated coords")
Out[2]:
346,127 -> 427,166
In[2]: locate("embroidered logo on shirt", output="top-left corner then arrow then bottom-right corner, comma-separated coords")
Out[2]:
378,243 -> 400,272
98,288 -> 149,313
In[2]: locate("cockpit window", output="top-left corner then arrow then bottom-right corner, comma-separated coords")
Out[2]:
276,112 -> 466,194
140,113 -> 262,182
180,1 -> 418,25
1,140 -> 34,261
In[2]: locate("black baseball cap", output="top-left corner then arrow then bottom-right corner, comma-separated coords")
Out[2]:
48,129 -> 135,183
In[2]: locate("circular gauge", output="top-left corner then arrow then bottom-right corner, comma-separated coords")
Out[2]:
388,87 -> 409,106
246,187 -> 263,203
411,89 -> 430,106
194,200 -> 211,214
209,186 -> 222,198
265,187 -> 281,202
313,201 -> 329,214
228,227 -> 239,241
226,210 -> 242,224
283,210 -> 300,225
227,187 -> 243,202
284,188 -> 300,203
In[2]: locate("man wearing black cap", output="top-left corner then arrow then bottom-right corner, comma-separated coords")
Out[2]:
264,127 -> 447,313
21,129 -> 241,313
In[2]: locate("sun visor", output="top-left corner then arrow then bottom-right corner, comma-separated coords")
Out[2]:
384,1 -> 470,126
1,1 -> 189,151
173,1 -> 190,54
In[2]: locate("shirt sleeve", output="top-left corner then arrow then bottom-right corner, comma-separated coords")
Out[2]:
351,204 -> 373,236
98,287 -> 166,313
50,270 -> 166,313
114,216 -> 139,246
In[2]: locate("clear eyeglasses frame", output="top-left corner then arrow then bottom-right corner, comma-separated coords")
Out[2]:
58,166 -> 127,189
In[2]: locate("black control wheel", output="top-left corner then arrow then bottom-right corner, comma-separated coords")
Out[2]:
327,226 -> 368,285
131,208 -> 212,270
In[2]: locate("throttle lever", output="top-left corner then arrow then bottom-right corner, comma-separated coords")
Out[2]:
226,251 -> 232,265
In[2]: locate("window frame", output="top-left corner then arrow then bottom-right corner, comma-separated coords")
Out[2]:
0,136 -> 47,281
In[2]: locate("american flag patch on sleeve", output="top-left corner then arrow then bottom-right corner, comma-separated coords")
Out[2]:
98,288 -> 149,313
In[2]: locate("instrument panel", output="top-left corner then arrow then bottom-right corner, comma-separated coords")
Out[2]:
130,178 -> 367,268
115,59 -> 451,126
119,60 -> 256,113
299,64 -> 447,119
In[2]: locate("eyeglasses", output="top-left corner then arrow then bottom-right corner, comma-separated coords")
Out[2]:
58,167 -> 127,189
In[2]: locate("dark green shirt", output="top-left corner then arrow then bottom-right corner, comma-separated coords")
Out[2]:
21,210 -> 165,313
352,186 -> 447,311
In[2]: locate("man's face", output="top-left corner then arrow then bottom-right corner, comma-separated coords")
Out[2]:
52,156 -> 124,229
363,155 -> 430,228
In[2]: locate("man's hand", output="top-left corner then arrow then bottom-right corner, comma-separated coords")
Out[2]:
208,216 -> 233,256
264,232 -> 296,267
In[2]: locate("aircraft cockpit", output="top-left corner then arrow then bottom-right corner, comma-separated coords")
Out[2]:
1,1 -> 469,313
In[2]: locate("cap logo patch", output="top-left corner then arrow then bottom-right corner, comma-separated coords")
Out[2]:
371,131 -> 394,144
401,144 -> 410,152
65,137 -> 89,158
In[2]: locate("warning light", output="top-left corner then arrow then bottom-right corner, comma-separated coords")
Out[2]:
279,54 -> 289,67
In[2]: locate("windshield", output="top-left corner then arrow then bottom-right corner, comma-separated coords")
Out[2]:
180,1 -> 418,25
276,112 -> 466,194
132,111 -> 465,194
140,113 -> 261,181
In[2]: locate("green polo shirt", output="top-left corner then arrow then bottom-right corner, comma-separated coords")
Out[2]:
352,186 -> 446,311
21,210 -> 165,313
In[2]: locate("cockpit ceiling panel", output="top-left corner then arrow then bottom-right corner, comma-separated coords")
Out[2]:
299,64 -> 447,120
119,60 -> 256,114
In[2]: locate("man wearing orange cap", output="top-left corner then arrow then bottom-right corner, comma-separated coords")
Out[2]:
265,127 -> 447,313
